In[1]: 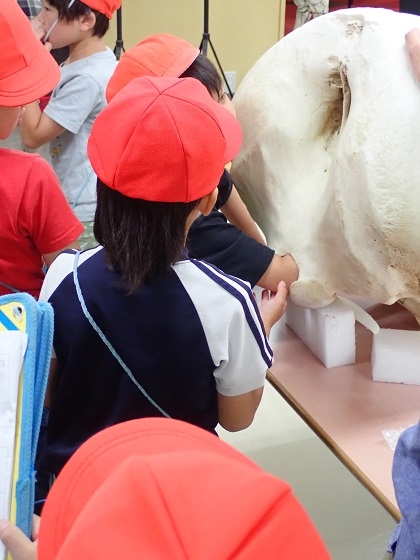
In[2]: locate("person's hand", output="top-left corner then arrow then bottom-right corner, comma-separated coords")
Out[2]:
0,516 -> 39,560
29,17 -> 54,52
30,16 -> 46,42
258,280 -> 288,336
406,28 -> 420,81
17,107 -> 26,127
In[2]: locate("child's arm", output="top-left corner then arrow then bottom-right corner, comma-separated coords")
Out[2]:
216,281 -> 288,431
19,19 -> 63,148
257,253 -> 299,292
217,387 -> 264,432
43,358 -> 59,408
258,280 -> 289,337
219,186 -> 267,245
23,155 -> 83,267
20,101 -> 65,149
406,29 -> 420,81
388,423 -> 420,559
42,240 -> 80,269
0,515 -> 39,560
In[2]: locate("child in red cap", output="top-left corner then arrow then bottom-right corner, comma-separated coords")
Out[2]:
0,0 -> 83,297
20,0 -> 121,249
0,418 -> 332,559
106,34 -> 299,292
34,76 -> 288,512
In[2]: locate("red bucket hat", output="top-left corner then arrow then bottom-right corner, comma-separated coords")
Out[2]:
38,418 -> 331,560
82,0 -> 121,18
0,0 -> 60,107
88,76 -> 242,202
106,34 -> 199,102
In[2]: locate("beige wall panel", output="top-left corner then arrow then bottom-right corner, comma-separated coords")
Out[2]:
106,0 -> 285,86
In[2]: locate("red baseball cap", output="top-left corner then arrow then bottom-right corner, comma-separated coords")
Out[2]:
82,0 -> 121,18
38,418 -> 331,560
0,0 -> 60,107
106,34 -> 199,102
88,76 -> 242,202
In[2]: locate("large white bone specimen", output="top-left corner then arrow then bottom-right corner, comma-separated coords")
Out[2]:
231,8 -> 420,322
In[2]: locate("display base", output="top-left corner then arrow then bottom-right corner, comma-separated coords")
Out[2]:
285,299 -> 420,384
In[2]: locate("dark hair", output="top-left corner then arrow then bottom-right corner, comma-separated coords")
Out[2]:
94,180 -> 200,293
180,54 -> 224,101
46,0 -> 109,37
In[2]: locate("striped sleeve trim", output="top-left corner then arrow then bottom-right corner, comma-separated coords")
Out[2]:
190,259 -> 273,367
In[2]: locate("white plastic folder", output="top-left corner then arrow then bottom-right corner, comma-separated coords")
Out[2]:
0,294 -> 53,560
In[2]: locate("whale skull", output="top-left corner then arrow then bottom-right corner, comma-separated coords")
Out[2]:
231,8 -> 420,322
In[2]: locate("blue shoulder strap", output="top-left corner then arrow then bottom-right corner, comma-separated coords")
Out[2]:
72,251 -> 170,418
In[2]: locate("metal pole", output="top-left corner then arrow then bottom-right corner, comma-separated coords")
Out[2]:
113,6 -> 125,61
199,0 -> 210,56
198,0 -> 233,98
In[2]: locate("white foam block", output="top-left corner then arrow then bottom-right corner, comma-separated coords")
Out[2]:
286,299 -> 356,368
372,328 -> 420,385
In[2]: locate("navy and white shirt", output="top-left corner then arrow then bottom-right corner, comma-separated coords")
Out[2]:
39,247 -> 273,475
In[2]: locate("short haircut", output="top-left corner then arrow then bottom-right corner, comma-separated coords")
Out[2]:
94,180 -> 200,293
180,54 -> 223,101
46,0 -> 109,37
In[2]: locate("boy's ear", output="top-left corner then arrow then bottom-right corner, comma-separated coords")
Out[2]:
79,10 -> 96,31
198,188 -> 218,216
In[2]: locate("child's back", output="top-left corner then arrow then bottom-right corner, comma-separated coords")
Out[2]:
35,76 -> 288,508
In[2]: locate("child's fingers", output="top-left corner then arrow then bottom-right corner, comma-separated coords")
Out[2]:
0,520 -> 37,560
31,515 -> 41,541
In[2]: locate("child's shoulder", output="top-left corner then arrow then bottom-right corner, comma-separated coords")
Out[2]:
85,46 -> 116,62
61,48 -> 117,83
0,149 -> 55,196
0,147 -> 44,166
175,258 -> 254,300
66,47 -> 116,69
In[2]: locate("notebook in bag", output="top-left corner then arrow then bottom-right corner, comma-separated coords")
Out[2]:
0,293 -> 53,560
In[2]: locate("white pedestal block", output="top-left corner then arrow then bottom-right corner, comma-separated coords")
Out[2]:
286,299 -> 356,368
372,328 -> 420,385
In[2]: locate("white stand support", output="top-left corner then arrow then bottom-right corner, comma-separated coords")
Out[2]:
372,328 -> 420,385
285,297 -> 420,385
285,298 -> 356,368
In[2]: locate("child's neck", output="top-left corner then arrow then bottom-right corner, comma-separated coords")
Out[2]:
65,36 -> 107,64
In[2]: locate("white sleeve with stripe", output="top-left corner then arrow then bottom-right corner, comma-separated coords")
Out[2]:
174,260 -> 273,397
